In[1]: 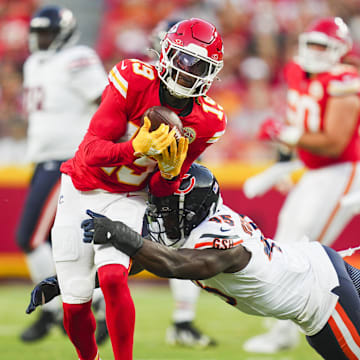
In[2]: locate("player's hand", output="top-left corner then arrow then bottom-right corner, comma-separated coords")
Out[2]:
132,116 -> 176,157
82,209 -> 144,257
81,210 -> 113,244
257,118 -> 302,146
257,118 -> 285,141
154,136 -> 189,180
26,276 -> 60,314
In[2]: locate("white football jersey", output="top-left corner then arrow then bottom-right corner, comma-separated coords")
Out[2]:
183,204 -> 339,336
23,45 -> 108,163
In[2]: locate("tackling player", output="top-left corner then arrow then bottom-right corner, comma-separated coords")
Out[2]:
51,18 -> 226,360
245,17 -> 360,353
17,5 -> 108,343
76,163 -> 360,360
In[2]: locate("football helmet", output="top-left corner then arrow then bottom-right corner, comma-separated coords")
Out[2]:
157,18 -> 224,98
28,5 -> 78,53
297,17 -> 352,73
146,163 -> 220,247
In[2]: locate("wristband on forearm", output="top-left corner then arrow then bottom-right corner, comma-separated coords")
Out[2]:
109,220 -> 144,257
278,126 -> 303,146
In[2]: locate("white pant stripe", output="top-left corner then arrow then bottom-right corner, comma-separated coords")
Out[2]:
333,308 -> 360,357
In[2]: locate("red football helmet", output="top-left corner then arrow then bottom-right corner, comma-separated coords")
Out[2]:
157,18 -> 224,98
297,17 -> 352,73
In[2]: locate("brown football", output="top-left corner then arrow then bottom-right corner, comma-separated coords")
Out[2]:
141,106 -> 184,139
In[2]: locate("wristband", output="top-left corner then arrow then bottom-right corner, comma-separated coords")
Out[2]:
278,126 -> 303,146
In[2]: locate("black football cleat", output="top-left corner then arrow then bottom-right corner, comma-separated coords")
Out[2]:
95,319 -> 109,345
20,310 -> 57,342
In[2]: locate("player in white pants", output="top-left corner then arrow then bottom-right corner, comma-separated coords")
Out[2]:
244,16 -> 360,354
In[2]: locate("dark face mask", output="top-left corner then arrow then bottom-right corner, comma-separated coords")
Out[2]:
161,211 -> 182,240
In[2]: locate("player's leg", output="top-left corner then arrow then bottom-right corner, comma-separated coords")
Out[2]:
16,161 -> 63,342
52,174 -> 98,360
275,162 -> 360,246
317,162 -> 360,246
306,246 -> 360,359
93,192 -> 147,360
167,278 -> 216,347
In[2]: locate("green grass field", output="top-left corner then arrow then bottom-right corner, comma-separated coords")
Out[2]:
1,280 -> 322,360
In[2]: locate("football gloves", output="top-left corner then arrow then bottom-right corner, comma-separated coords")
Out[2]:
258,118 -> 302,146
26,276 -> 60,314
81,210 -> 144,257
155,136 -> 189,180
132,116 -> 176,157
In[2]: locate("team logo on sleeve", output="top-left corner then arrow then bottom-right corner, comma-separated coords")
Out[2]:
183,127 -> 196,144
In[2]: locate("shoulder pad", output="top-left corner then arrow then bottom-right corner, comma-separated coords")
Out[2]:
109,59 -> 157,99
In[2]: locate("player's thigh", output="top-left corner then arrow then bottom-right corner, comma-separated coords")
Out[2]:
93,194 -> 147,269
16,162 -> 61,250
52,174 -> 96,303
275,164 -> 354,243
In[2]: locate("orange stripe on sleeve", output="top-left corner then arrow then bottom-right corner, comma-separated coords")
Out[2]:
195,241 -> 213,249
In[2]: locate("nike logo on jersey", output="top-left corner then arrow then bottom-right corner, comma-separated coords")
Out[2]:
220,227 -> 231,232
121,62 -> 127,70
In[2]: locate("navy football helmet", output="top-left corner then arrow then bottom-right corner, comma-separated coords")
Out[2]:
146,163 -> 220,247
29,5 -> 78,53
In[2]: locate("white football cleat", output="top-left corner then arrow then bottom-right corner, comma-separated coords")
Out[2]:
243,319 -> 299,354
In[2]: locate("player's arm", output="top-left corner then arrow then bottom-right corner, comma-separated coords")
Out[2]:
26,262 -> 142,314
130,240 -> 248,280
296,94 -> 360,157
81,211 -> 250,280
149,117 -> 225,196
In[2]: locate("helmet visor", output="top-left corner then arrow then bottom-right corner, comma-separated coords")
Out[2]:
172,51 -> 210,77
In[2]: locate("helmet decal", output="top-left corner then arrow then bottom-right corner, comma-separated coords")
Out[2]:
175,174 -> 196,195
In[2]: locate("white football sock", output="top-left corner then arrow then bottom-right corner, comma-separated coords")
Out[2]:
169,279 -> 200,323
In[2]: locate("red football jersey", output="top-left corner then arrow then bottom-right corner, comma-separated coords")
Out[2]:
285,61 -> 360,169
61,59 -> 226,196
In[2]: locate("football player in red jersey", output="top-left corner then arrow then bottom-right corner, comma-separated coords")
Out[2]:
244,17 -> 360,354
51,18 -> 226,360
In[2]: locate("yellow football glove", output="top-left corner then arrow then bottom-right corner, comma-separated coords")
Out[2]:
132,116 -> 176,157
155,136 -> 189,180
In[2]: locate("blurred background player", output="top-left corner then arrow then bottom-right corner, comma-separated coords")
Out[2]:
17,5 -> 108,342
51,18 -> 225,360
243,16 -> 360,354
149,18 -> 216,348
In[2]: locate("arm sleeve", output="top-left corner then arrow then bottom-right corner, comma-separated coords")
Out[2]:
80,84 -> 137,167
67,47 -> 108,102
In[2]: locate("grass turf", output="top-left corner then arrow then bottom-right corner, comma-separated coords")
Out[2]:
0,280 -> 322,360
